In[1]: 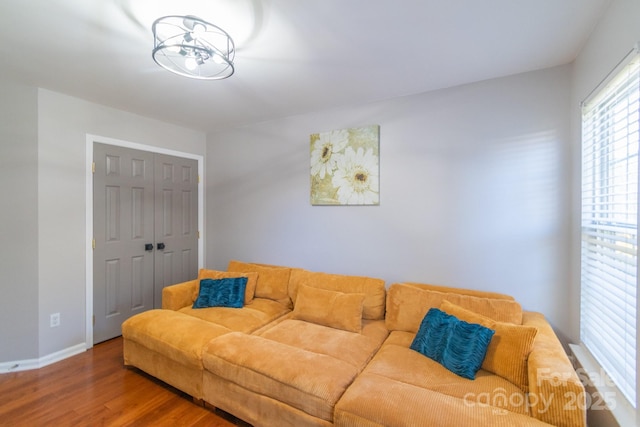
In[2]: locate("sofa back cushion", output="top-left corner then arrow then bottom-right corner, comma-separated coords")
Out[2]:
403,282 -> 515,301
385,283 -> 523,333
227,260 -> 292,308
289,269 -> 386,320
291,285 -> 365,332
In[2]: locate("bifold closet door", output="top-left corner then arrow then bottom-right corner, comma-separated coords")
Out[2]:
93,144 -> 198,344
152,153 -> 198,309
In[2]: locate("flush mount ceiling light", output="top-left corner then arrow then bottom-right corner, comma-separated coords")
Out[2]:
152,15 -> 235,80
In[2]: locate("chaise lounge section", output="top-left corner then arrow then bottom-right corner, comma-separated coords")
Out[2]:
334,283 -> 584,427
122,261 -> 586,426
123,261 -> 295,400
201,268 -> 388,426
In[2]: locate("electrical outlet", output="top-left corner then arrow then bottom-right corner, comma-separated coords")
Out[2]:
50,313 -> 60,328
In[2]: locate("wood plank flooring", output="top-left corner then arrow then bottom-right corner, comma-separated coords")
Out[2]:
0,337 -> 251,427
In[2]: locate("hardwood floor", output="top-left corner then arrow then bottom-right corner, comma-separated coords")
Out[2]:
0,337 -> 251,427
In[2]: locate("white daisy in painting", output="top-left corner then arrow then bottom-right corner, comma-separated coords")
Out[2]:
331,146 -> 379,205
310,129 -> 349,179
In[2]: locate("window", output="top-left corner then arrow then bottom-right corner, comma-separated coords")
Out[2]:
581,51 -> 639,408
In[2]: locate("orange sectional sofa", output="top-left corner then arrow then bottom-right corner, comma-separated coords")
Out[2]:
121,261 -> 586,427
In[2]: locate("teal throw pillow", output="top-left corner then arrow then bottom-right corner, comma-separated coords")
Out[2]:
410,307 -> 495,380
193,277 -> 248,309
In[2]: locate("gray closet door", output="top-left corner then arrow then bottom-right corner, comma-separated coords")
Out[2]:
93,143 -> 198,344
152,153 -> 199,309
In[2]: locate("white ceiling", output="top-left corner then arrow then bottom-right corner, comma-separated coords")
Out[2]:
0,0 -> 611,133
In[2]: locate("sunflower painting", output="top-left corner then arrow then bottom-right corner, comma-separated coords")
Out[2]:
310,125 -> 380,205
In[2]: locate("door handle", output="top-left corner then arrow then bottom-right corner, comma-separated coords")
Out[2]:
145,243 -> 154,251
157,243 -> 166,250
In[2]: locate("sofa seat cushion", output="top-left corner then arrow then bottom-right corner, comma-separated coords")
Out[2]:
178,297 -> 290,333
334,373 -> 553,427
365,331 -> 530,416
121,309 -> 231,369
257,318 -> 389,369
203,332 -> 363,422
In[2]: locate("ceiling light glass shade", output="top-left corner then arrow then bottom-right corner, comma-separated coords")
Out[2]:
152,15 -> 235,80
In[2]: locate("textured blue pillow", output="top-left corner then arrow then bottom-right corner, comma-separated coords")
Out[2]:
410,307 -> 495,380
192,277 -> 248,309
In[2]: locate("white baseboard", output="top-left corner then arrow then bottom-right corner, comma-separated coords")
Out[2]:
0,343 -> 87,374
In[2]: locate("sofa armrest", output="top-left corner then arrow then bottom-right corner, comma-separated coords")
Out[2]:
523,312 -> 586,427
162,279 -> 197,310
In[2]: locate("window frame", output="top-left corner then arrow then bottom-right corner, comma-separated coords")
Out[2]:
579,47 -> 640,424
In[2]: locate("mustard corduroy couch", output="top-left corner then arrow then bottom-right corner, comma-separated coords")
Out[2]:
121,261 -> 586,427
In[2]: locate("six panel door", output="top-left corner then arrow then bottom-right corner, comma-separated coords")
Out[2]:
93,143 -> 198,344
153,153 -> 199,309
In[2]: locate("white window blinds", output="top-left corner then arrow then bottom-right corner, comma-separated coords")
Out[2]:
581,52 -> 640,408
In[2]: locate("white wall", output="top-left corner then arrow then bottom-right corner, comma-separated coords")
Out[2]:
36,89 -> 206,357
207,65 -> 573,340
0,81 -> 39,362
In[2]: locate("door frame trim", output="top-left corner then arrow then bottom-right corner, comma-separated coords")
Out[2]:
85,134 -> 205,348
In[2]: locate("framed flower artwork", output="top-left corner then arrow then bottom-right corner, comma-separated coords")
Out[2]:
310,125 -> 380,205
